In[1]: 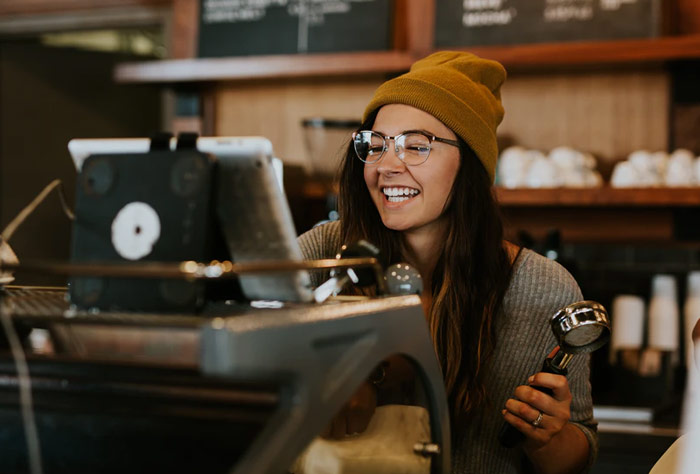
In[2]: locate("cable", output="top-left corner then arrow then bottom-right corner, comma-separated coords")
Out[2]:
1,179 -> 75,244
0,294 -> 44,474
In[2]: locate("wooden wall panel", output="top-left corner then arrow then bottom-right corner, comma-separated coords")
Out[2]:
214,77 -> 385,171
214,68 -> 670,180
673,104 -> 700,154
499,68 -> 670,178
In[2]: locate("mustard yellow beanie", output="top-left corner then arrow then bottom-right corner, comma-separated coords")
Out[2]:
363,51 -> 506,183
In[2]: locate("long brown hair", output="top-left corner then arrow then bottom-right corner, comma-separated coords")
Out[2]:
337,110 -> 516,418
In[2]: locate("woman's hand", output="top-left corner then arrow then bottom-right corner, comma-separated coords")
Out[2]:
321,381 -> 377,439
501,372 -> 572,451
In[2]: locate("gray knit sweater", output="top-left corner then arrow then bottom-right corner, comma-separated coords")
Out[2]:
297,220 -> 598,474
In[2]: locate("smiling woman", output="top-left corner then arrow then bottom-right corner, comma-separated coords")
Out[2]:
298,51 -> 597,474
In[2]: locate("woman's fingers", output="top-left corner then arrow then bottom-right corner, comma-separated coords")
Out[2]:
501,407 -> 549,444
502,373 -> 573,447
504,397 -> 546,427
527,373 -> 572,402
502,397 -> 559,447
513,385 -> 568,420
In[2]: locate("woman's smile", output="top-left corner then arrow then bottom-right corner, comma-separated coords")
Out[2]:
381,185 -> 421,205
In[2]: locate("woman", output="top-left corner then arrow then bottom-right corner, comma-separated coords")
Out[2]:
298,51 -> 596,474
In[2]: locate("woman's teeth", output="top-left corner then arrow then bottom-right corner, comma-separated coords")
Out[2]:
383,187 -> 419,203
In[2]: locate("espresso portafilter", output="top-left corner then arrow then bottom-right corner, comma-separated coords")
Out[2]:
498,301 -> 610,448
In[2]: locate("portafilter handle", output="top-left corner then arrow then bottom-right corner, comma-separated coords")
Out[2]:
498,347 -> 568,448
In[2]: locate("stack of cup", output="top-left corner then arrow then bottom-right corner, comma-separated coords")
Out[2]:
648,275 -> 680,352
642,275 -> 679,378
610,295 -> 645,370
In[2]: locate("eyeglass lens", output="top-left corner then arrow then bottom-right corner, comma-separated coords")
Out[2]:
353,131 -> 432,165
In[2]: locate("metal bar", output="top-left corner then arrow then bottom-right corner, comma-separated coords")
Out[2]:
1,257 -> 382,280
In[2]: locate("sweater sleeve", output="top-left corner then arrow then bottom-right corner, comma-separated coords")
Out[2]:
297,220 -> 343,288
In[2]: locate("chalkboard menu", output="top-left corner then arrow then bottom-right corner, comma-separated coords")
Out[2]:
436,0 -> 665,47
198,0 -> 393,58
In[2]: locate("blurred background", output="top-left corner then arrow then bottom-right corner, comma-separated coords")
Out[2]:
1,1 -> 700,472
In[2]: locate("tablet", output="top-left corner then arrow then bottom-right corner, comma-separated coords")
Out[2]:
67,136 -> 312,303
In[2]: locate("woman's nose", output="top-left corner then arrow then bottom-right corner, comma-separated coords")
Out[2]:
377,145 -> 405,174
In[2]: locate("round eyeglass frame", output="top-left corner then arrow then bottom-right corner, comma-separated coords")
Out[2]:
352,130 -> 460,166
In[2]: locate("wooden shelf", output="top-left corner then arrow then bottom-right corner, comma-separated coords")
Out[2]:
467,34 -> 700,69
115,50 -> 415,83
114,35 -> 700,84
298,185 -> 700,207
496,187 -> 700,207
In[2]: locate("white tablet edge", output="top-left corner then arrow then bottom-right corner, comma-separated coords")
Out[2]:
68,137 -> 283,190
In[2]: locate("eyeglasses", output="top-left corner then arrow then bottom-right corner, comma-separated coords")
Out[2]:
352,130 -> 460,166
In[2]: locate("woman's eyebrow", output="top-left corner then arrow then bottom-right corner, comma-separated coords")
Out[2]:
404,128 -> 435,136
370,128 -> 439,136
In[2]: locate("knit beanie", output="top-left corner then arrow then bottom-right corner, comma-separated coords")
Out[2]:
363,51 -> 506,183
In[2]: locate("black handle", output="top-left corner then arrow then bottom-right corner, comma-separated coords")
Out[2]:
497,358 -> 569,448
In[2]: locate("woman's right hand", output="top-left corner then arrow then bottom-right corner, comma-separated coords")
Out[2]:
321,381 -> 377,439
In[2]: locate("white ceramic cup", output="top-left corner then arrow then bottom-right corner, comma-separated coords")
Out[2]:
648,274 -> 680,351
610,161 -> 641,188
666,149 -> 696,186
611,295 -> 646,351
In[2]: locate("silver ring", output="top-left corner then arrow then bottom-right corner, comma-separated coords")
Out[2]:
531,411 -> 544,427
